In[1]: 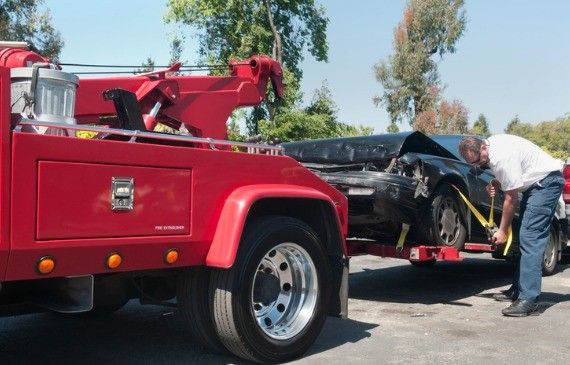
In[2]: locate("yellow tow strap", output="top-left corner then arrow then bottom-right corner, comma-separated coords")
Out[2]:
396,223 -> 410,252
451,185 -> 513,255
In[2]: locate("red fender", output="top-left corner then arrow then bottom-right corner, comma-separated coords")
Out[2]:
206,184 -> 339,268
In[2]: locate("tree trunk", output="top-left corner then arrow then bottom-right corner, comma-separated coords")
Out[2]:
263,0 -> 281,122
413,95 -> 422,119
264,0 -> 282,64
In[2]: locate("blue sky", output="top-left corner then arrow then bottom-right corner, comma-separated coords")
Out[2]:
44,0 -> 570,134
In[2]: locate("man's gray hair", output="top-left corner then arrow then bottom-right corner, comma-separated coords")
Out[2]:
458,136 -> 484,160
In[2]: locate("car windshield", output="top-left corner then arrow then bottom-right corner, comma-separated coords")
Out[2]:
430,135 -> 465,162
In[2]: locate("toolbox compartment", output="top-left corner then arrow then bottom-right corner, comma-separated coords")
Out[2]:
36,161 -> 191,240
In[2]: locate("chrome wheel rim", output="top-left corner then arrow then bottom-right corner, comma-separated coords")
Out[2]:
251,242 -> 318,340
438,197 -> 460,245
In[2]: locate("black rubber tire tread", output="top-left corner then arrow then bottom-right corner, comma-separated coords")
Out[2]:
542,226 -> 559,276
209,215 -> 330,364
177,267 -> 226,353
417,183 -> 467,249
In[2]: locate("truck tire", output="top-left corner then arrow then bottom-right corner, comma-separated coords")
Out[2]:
418,184 -> 467,249
542,226 -> 559,276
209,216 -> 330,363
177,267 -> 226,353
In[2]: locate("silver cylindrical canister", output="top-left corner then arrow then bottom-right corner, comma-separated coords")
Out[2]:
10,67 -> 79,125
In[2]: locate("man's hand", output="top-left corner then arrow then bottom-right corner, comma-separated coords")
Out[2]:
492,229 -> 508,244
486,179 -> 501,198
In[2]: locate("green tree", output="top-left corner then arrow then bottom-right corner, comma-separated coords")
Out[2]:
505,114 -> 522,134
506,116 -> 570,160
387,122 -> 400,133
471,113 -> 491,137
135,57 -> 155,74
259,82 -> 373,142
169,36 -> 184,65
374,0 -> 466,128
0,0 -> 63,59
165,0 -> 328,80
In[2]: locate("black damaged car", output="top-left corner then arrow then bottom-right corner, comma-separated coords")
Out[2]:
283,132 -> 568,275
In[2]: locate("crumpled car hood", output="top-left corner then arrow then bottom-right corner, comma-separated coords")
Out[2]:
283,131 -> 457,164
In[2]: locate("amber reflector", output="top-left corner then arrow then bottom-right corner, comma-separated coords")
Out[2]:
107,253 -> 122,269
37,257 -> 55,274
165,249 -> 179,264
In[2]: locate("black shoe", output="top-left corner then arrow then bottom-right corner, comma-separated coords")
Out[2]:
493,288 -> 518,302
501,299 -> 539,317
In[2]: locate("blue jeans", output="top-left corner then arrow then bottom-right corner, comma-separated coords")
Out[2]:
513,171 -> 564,301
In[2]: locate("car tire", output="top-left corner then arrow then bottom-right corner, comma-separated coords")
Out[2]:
209,216 -> 330,363
419,184 -> 467,249
177,267 -> 226,353
542,226 -> 559,276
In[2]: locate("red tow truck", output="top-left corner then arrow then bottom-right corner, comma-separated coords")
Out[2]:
0,42 -> 348,364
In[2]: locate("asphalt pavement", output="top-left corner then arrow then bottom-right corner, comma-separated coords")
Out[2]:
1,253 -> 568,364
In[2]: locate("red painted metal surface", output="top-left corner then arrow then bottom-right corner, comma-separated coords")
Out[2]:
0,68 -> 10,279
563,164 -> 570,203
5,132 -> 346,281
463,242 -> 495,252
207,184 -> 341,268
74,56 -> 282,140
0,48 -> 49,68
36,161 -> 192,239
346,240 -> 463,262
0,50 -> 346,282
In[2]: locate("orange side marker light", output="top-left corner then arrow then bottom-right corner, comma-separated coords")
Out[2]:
37,256 -> 56,275
107,253 -> 123,269
165,249 -> 179,264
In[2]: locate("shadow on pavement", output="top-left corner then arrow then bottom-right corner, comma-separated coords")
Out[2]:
349,257 -> 516,305
0,303 -> 242,365
536,292 -> 570,313
303,317 -> 377,358
0,301 -> 377,365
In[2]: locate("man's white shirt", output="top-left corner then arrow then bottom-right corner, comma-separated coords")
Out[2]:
487,134 -> 563,192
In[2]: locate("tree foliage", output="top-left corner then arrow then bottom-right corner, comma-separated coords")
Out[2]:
0,0 -> 63,60
258,82 -> 373,142
413,99 -> 468,135
374,0 -> 466,129
165,0 -> 328,80
470,113 -> 491,137
134,57 -> 155,74
504,116 -> 570,160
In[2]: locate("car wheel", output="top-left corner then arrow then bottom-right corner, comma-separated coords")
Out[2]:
177,267 -> 226,353
209,216 -> 330,363
420,184 -> 467,249
542,226 -> 559,276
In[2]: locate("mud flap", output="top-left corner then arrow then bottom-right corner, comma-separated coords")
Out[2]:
33,275 -> 94,313
329,255 -> 349,319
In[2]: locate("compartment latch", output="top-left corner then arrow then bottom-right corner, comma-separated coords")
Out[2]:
112,177 -> 134,211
